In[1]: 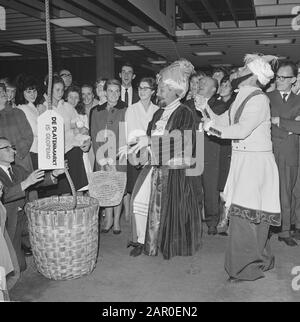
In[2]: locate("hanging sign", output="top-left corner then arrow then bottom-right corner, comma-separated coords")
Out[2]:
38,110 -> 64,169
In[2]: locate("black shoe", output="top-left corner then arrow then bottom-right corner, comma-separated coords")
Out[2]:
208,226 -> 217,235
129,244 -> 144,257
113,229 -> 121,235
100,225 -> 113,233
21,244 -> 33,257
278,236 -> 298,247
292,229 -> 300,241
127,241 -> 140,248
227,277 -> 244,284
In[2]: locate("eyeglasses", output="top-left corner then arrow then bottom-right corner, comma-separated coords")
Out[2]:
60,73 -> 72,77
276,75 -> 294,81
0,145 -> 16,151
138,86 -> 152,91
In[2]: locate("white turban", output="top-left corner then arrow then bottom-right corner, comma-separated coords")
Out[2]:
244,54 -> 278,86
157,59 -> 194,98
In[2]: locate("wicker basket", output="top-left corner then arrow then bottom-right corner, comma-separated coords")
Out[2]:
25,196 -> 100,280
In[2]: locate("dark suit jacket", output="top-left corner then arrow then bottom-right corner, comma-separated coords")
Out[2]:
268,90 -> 300,166
132,88 -> 139,105
0,164 -> 56,240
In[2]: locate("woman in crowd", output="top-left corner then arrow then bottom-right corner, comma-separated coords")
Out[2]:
185,71 -> 205,101
39,76 -> 89,196
0,83 -> 33,174
124,77 -> 159,219
81,84 -> 99,118
95,78 -> 107,106
65,85 -> 94,178
16,75 -> 40,170
90,79 -> 127,234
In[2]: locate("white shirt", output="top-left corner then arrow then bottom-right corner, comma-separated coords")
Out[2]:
280,90 -> 292,101
121,86 -> 133,106
18,102 -> 39,153
0,165 -> 12,181
125,100 -> 159,143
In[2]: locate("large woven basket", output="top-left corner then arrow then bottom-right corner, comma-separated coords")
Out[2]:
25,196 -> 100,280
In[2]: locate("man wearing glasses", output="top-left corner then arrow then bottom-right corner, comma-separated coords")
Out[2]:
0,137 -> 64,272
268,61 -> 300,246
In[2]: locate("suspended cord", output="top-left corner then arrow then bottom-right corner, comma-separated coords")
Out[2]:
44,0 -> 77,209
45,0 -> 52,110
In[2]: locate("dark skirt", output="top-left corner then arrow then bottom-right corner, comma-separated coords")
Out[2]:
225,216 -> 274,281
126,163 -> 142,194
39,147 -> 88,196
134,166 -> 203,260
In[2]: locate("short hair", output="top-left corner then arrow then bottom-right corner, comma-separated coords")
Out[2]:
81,83 -> 94,92
95,77 -> 108,86
220,75 -> 231,85
15,74 -> 38,105
65,85 -> 85,115
0,136 -> 9,142
120,62 -> 134,72
0,78 -> 15,89
277,61 -> 298,77
139,77 -> 156,90
59,68 -> 71,75
104,79 -> 121,91
65,84 -> 81,98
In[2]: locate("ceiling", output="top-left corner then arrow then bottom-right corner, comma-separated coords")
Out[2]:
0,0 -> 299,71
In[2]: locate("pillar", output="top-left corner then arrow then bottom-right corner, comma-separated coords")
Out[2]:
96,34 -> 115,80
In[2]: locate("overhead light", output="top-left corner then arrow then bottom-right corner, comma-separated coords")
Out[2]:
211,64 -> 232,67
50,17 -> 94,27
115,45 -> 143,51
193,51 -> 225,56
13,39 -> 47,45
176,29 -> 207,37
257,39 -> 295,45
255,4 -> 297,17
0,52 -> 21,57
149,60 -> 167,64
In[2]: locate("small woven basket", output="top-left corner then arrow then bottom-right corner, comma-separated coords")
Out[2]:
25,195 -> 100,280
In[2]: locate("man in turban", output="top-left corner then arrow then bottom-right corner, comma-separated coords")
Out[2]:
127,59 -> 203,259
196,54 -> 281,282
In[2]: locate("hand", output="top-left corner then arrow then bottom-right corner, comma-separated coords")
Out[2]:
128,136 -> 150,154
52,168 -> 65,178
271,117 -> 280,127
118,145 -> 128,161
295,116 -> 300,121
22,169 -> 45,190
80,138 -> 91,152
203,119 -> 215,133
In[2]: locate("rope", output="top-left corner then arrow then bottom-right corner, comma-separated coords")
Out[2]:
44,0 -> 77,209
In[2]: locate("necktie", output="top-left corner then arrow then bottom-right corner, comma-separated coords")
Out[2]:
125,88 -> 129,105
282,93 -> 288,102
8,167 -> 15,182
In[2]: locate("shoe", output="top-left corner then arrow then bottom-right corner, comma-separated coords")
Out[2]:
127,241 -> 140,248
227,277 -> 244,284
113,229 -> 121,235
278,236 -> 298,246
208,226 -> 217,235
21,244 -> 33,257
292,229 -> 300,240
100,225 -> 113,233
129,244 -> 144,257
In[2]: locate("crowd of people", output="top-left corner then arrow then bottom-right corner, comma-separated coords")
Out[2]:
1,54 -> 300,296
